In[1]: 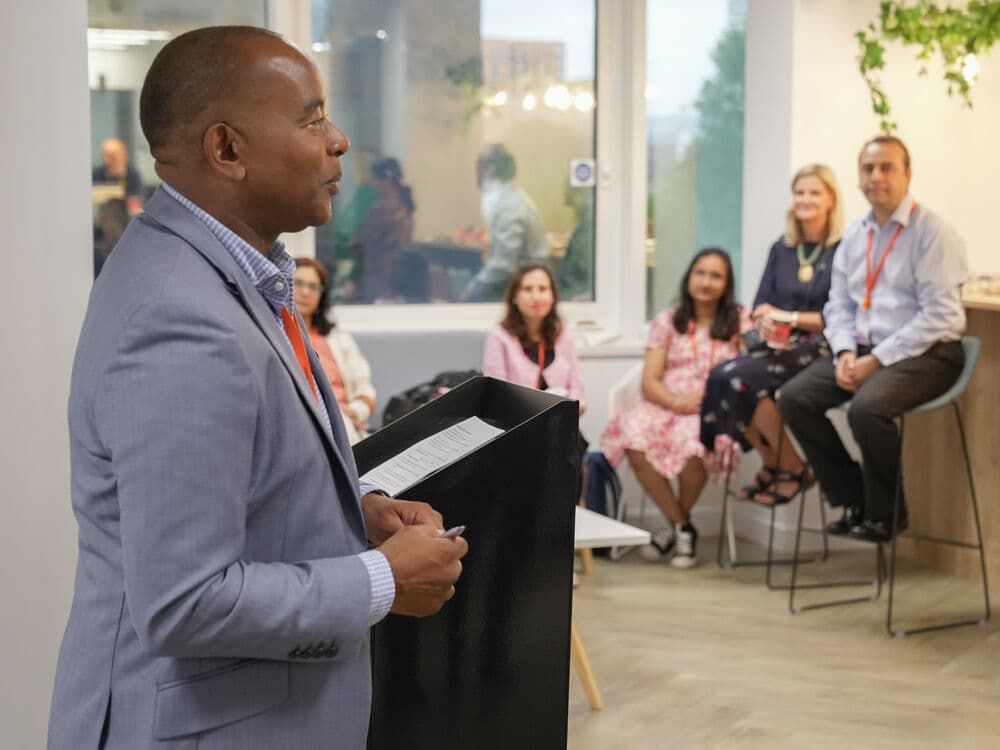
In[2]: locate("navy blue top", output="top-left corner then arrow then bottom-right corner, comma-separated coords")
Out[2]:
752,238 -> 839,312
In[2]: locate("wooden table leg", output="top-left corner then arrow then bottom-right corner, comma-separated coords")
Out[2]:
576,500 -> 594,575
570,619 -> 604,710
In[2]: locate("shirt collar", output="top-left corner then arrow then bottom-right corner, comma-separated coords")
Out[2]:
863,193 -> 916,232
161,183 -> 295,313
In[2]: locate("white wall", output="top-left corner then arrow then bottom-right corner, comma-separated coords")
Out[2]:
0,3 -> 91,747
795,0 -> 1000,274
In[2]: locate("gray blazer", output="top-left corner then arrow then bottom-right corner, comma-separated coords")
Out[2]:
50,189 -> 374,749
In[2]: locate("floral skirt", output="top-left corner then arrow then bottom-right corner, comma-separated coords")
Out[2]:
699,337 -> 831,452
600,399 -> 737,482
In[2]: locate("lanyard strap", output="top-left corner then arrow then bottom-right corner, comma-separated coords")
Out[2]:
688,321 -> 718,376
280,307 -> 320,403
536,339 -> 546,389
863,203 -> 917,311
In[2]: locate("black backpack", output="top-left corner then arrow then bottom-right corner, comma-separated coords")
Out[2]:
381,370 -> 482,426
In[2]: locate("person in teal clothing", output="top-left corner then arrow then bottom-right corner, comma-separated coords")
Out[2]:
558,184 -> 594,301
317,147 -> 378,301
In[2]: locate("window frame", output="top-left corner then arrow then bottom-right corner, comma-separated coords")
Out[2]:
267,0 -> 650,344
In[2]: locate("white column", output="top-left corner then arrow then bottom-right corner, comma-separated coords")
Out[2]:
0,2 -> 91,746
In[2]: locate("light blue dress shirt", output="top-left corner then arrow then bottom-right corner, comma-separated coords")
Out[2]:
823,194 -> 967,367
162,184 -> 395,625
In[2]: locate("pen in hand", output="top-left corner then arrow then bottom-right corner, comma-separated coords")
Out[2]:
440,525 -> 465,539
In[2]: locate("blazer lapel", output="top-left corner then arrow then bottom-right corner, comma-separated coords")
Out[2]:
139,189 -> 358,492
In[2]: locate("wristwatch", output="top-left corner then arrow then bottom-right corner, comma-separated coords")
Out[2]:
791,311 -> 800,329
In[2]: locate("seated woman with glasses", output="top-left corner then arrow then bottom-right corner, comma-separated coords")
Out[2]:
293,257 -> 377,444
601,248 -> 749,568
699,164 -> 843,505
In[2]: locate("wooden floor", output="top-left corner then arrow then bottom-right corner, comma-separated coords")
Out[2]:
567,540 -> 999,749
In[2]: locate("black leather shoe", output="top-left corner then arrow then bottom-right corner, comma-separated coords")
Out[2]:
848,516 -> 909,543
825,506 -> 863,536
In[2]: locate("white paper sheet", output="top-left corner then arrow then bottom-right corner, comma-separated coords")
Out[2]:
359,416 -> 505,496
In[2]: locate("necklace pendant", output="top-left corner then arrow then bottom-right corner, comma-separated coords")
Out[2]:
798,263 -> 814,283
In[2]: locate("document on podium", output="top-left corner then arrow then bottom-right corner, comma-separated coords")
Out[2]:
360,416 -> 505,496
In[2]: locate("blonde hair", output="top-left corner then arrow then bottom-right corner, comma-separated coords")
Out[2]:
783,163 -> 844,247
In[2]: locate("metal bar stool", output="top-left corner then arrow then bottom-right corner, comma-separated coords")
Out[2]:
884,335 -> 990,637
787,336 -> 988,633
786,474 -> 887,613
716,428 -> 831,590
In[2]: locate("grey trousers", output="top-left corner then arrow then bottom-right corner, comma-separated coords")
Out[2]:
778,341 -> 964,521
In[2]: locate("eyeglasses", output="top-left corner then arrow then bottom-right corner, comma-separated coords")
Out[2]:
293,279 -> 323,293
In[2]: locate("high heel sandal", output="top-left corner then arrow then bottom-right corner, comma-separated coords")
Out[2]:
736,466 -> 777,501
751,468 -> 815,506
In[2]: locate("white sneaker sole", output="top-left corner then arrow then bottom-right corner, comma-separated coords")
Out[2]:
670,555 -> 697,569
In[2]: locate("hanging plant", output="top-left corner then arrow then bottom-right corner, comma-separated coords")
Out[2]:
445,57 -> 484,133
856,0 -> 1000,132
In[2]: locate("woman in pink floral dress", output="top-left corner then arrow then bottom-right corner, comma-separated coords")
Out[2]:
601,248 -> 749,568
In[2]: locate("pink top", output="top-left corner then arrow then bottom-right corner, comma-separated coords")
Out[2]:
482,324 -> 586,409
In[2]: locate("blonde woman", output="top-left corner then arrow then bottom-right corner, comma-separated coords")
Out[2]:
700,164 -> 844,505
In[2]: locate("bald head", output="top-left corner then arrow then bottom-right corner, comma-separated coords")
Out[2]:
100,138 -> 129,177
137,25 -> 349,251
140,26 -> 289,154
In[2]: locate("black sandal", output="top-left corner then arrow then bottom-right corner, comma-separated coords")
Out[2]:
736,466 -> 777,501
751,469 -> 814,506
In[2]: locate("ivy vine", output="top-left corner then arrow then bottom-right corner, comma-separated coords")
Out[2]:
856,0 -> 1000,132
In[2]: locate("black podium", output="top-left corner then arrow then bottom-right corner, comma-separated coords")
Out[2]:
355,376 -> 579,750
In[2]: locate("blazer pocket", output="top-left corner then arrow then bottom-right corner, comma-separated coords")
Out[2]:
153,659 -> 289,740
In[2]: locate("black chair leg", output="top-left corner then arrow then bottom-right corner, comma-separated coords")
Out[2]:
717,433 -> 826,577
886,408 -> 991,637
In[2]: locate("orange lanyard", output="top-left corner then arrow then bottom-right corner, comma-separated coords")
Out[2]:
280,307 -> 319,403
688,321 -> 718,376
536,339 -> 546,389
863,203 -> 917,311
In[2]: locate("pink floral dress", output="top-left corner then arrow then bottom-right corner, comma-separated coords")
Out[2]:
601,308 -> 749,481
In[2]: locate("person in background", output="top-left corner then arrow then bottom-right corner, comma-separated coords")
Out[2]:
462,144 -> 549,302
50,27 -> 466,749
92,137 -> 144,215
700,164 -> 843,505
483,264 -> 588,562
294,257 -> 377,443
779,135 -> 967,542
483,263 -> 586,412
558,184 -> 594,301
92,197 -> 129,278
355,157 -> 415,303
317,147 -> 378,302
601,248 -> 749,568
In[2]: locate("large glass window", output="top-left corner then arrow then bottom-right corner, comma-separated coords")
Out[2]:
310,0 -> 597,305
87,1 -> 267,279
646,0 -> 745,318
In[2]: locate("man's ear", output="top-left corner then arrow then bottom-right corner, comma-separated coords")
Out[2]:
202,122 -> 247,181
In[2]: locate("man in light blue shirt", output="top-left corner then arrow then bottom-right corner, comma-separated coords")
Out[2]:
779,135 -> 966,542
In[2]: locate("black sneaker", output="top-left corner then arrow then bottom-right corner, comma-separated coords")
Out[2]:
670,523 -> 698,568
639,526 -> 675,562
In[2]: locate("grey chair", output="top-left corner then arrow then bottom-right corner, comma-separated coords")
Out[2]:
788,336 -> 989,637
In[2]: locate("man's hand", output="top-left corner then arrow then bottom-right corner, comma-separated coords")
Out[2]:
671,391 -> 703,415
361,492 -> 443,546
378,525 -> 468,617
850,354 -> 882,389
835,351 -> 857,392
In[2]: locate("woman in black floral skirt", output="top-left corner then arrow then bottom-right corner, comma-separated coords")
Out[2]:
700,164 -> 843,504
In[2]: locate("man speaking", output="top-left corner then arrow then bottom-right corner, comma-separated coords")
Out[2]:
49,26 -> 467,749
